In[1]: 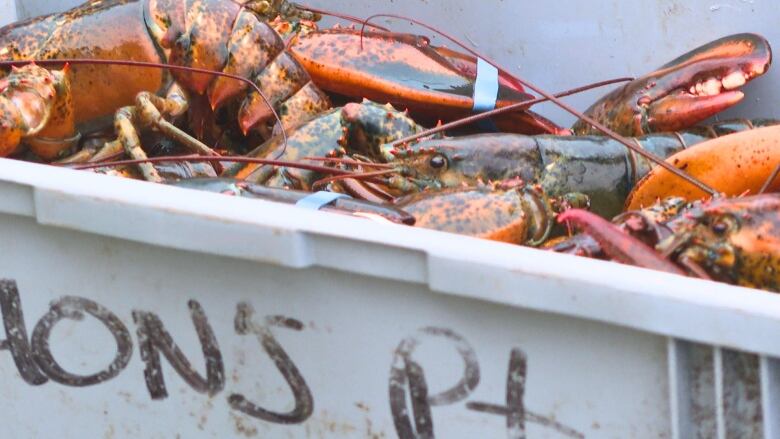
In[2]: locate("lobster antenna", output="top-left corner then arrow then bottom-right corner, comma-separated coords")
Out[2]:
359,13 -> 719,196
0,59 -> 289,159
389,77 -> 634,147
759,163 -> 780,194
312,169 -> 397,190
65,155 -> 359,176
294,3 -> 392,32
303,156 -> 394,168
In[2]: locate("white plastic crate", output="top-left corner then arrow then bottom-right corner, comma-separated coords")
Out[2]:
2,1 -> 780,438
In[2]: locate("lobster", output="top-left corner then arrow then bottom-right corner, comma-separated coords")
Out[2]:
0,0 -> 335,170
368,119 -> 779,219
0,0 -> 576,172
554,194 -> 780,293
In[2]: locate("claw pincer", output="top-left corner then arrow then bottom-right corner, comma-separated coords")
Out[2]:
573,33 -> 771,136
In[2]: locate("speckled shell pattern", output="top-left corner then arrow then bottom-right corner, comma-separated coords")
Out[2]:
227,101 -> 423,190
387,119 -> 779,220
0,65 -> 70,157
571,34 -> 772,137
664,195 -> 780,292
550,194 -> 780,292
396,186 -> 554,246
0,0 -> 331,139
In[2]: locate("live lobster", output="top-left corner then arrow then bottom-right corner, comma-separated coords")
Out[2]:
361,119 -> 779,218
0,0 -> 566,170
0,1 -> 769,171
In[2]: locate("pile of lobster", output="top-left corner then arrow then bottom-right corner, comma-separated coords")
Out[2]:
0,0 -> 778,293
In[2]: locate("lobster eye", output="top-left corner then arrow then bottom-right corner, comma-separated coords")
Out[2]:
429,154 -> 447,170
711,215 -> 737,236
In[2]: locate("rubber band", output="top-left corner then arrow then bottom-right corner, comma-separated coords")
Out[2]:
296,191 -> 351,210
472,58 -> 499,113
472,58 -> 499,131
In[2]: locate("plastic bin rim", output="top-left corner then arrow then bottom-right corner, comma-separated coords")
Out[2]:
2,158 -> 779,356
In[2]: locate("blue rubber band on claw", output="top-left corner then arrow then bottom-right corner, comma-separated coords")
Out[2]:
296,191 -> 351,210
472,58 -> 499,131
472,58 -> 499,113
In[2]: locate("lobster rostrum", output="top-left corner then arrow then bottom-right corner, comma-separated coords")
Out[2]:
572,33 -> 771,136
556,194 -> 780,293
372,119 -> 778,219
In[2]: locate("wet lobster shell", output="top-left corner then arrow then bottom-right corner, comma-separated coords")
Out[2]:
395,184 -> 555,246
379,119 -> 780,220
572,33 -> 772,136
626,124 -> 780,210
0,0 -> 332,156
287,26 -> 565,135
553,194 -> 780,293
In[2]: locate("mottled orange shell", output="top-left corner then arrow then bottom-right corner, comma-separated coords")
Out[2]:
626,125 -> 780,210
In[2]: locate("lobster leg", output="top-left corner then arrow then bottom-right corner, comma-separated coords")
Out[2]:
111,85 -> 222,182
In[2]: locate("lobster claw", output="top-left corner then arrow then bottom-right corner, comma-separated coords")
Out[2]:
626,124 -> 780,210
557,209 -> 687,276
287,27 -> 565,135
573,33 -> 772,136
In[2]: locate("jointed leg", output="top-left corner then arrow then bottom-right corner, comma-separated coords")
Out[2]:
105,84 -> 221,182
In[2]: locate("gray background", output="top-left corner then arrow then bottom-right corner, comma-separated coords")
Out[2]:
13,0 -> 780,128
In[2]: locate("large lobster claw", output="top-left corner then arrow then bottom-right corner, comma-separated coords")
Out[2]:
287,27 -> 566,135
573,33 -> 772,136
626,124 -> 780,210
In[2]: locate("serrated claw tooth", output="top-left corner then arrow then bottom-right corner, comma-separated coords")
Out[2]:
722,71 -> 747,90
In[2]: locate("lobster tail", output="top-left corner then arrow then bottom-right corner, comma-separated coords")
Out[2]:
145,0 -> 332,138
207,10 -> 284,110
237,52 -> 319,134
165,0 -> 242,94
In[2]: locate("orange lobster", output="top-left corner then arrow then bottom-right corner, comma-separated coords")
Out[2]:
0,0 -> 566,172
